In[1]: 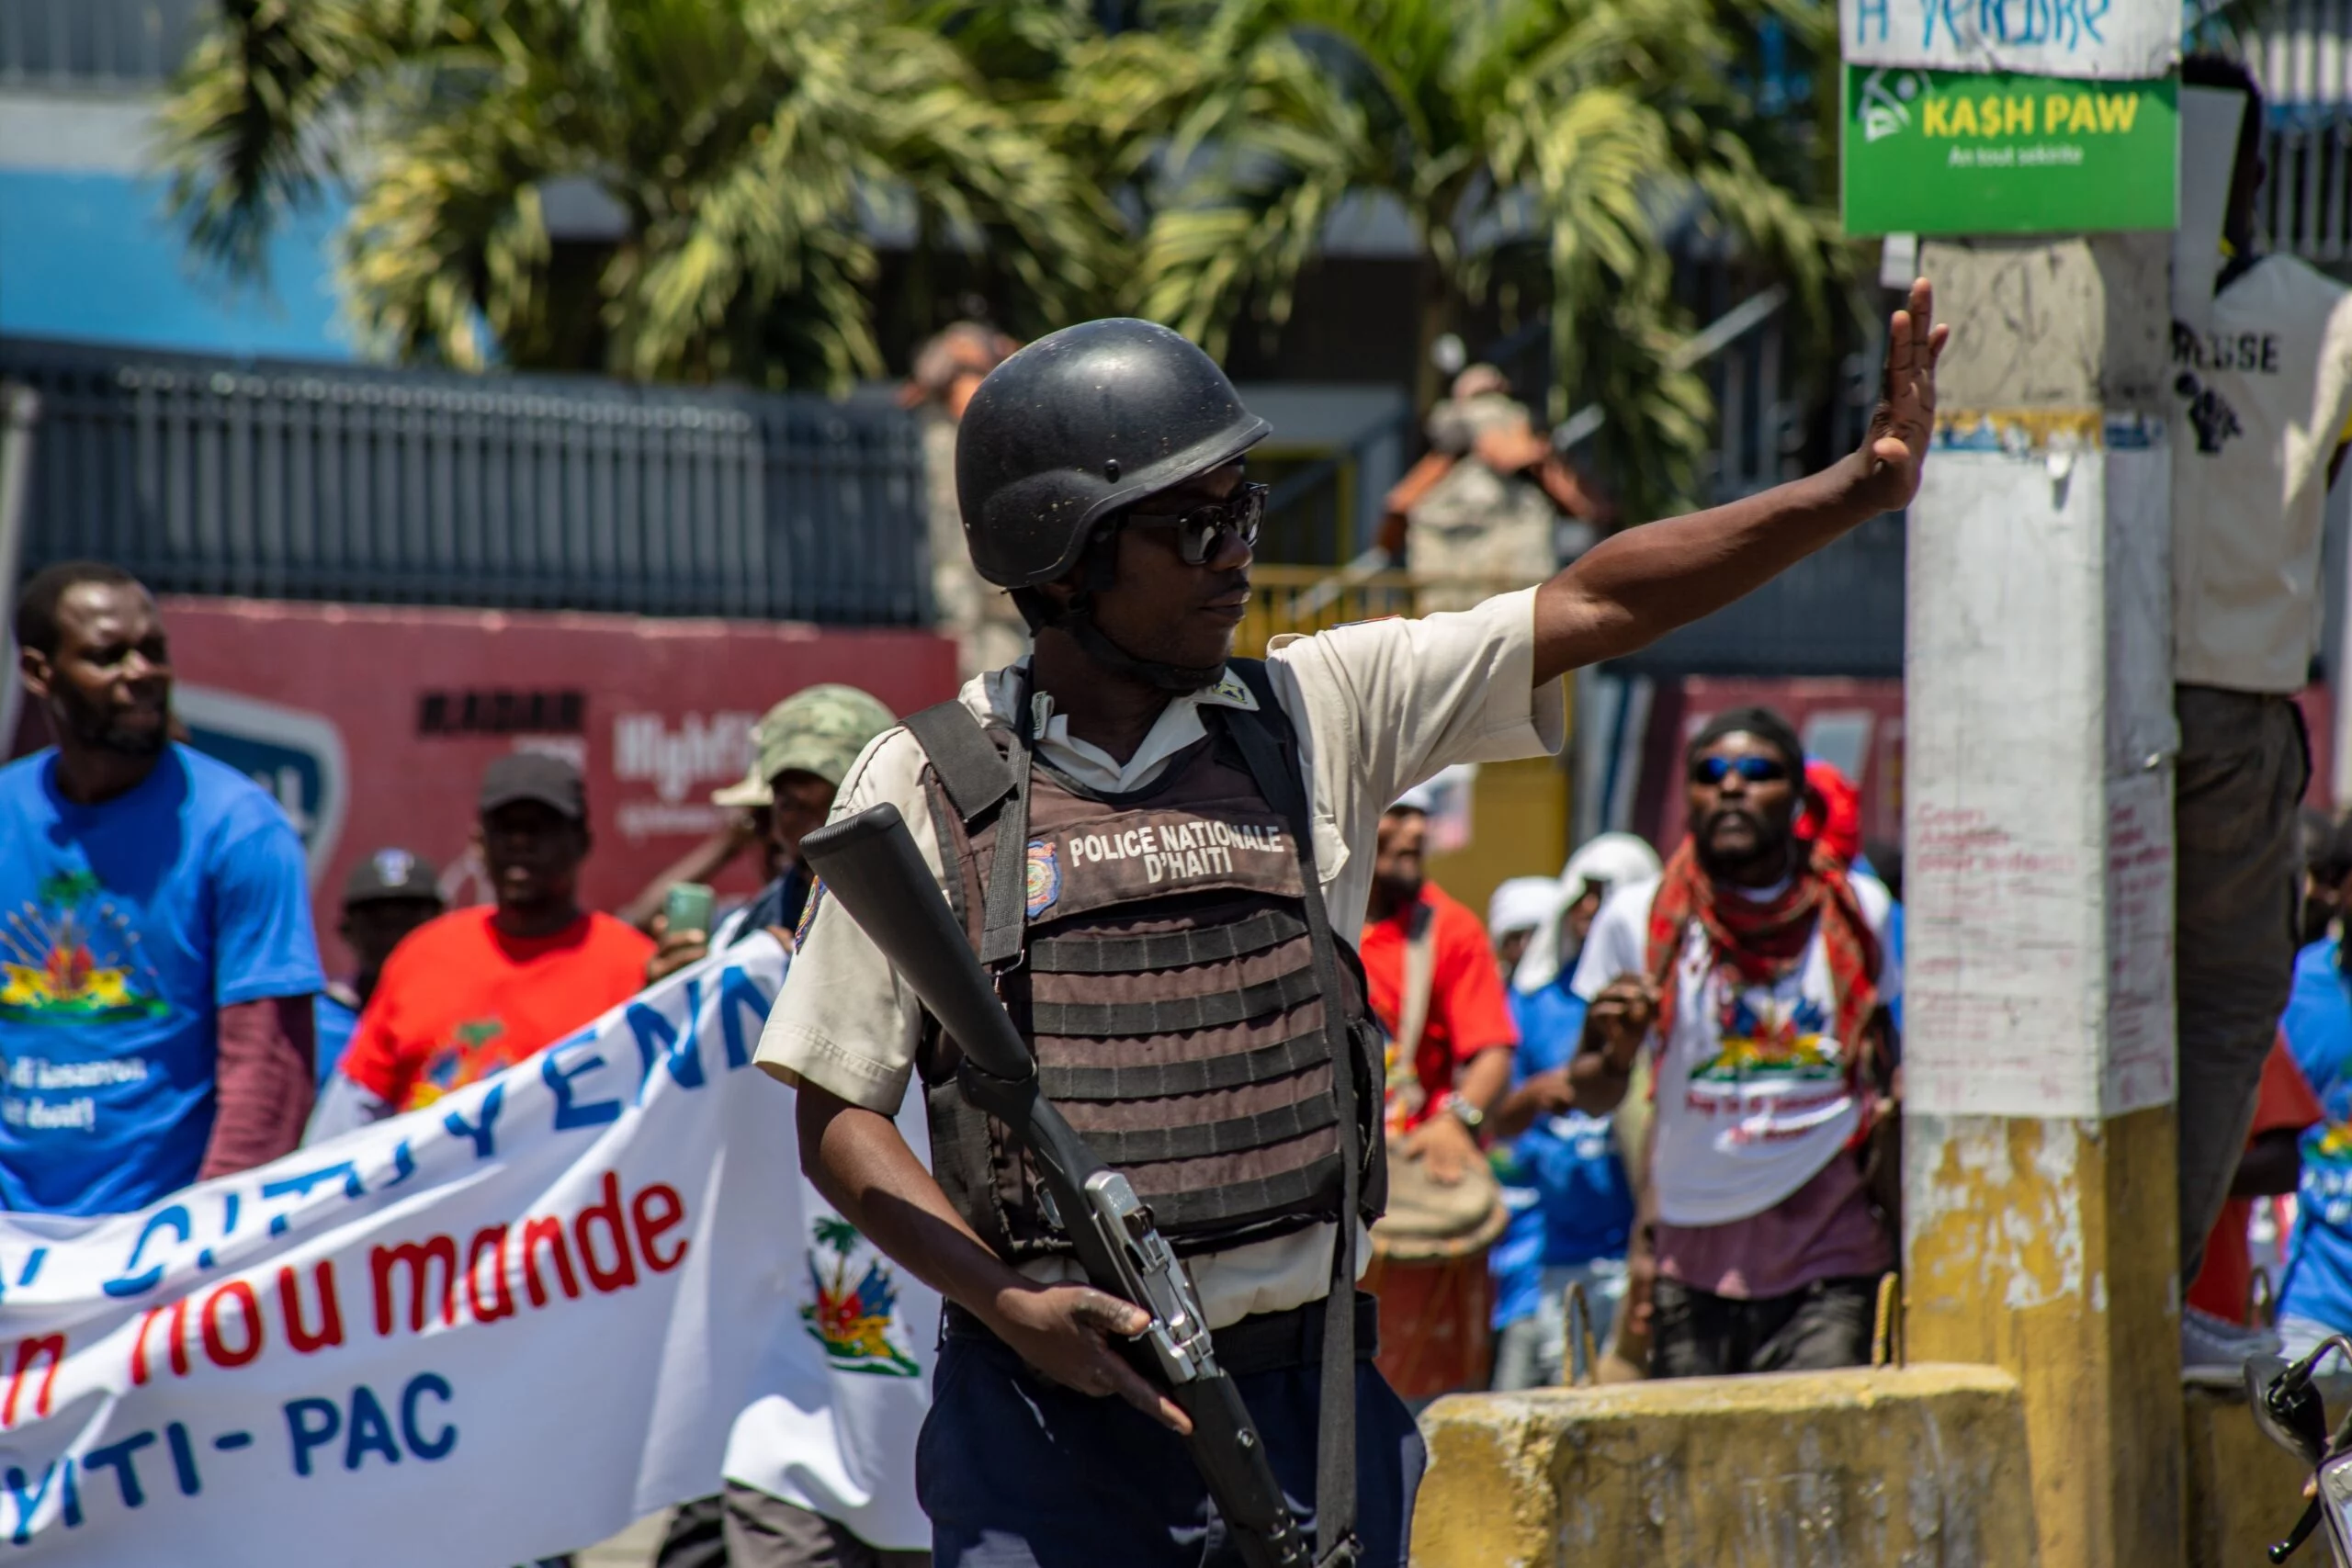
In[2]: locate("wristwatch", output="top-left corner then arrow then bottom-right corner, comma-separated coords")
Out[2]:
1444,1093 -> 1487,1135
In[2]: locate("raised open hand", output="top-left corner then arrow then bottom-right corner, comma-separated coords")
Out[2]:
1851,277 -> 1950,514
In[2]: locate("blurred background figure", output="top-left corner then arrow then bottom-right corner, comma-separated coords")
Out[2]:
311,753 -> 653,1136
2271,847 -> 2352,1361
1514,833 -> 1667,999
903,322 -> 1027,680
643,685 -> 899,986
648,682 -> 903,1568
1488,832 -> 1658,1389
1574,708 -> 1898,1381
2181,1032 -> 2321,1369
1377,366 -> 1611,613
1488,875 -> 1563,982
1359,789 -> 1518,1404
314,848 -> 444,1089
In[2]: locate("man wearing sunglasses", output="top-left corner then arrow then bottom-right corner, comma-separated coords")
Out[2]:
762,293 -> 1943,1567
1566,707 -> 1900,1379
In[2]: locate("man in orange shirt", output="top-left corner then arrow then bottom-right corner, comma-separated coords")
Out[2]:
1359,793 -> 1518,1168
1356,790 -> 1519,1402
311,753 -> 655,1135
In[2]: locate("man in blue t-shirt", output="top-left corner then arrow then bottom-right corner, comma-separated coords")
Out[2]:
0,561 -> 322,1213
1487,872 -> 1636,1391
312,847 -> 443,1091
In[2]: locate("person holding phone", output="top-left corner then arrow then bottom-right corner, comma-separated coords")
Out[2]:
310,753 -> 654,1135
644,685 -> 898,986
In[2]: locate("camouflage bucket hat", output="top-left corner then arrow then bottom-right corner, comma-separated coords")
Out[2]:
711,684 -> 898,806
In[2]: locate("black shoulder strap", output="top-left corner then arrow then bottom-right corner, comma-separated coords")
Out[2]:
902,700 -> 1017,826
900,694 -> 1033,967
1213,658 -> 1362,1568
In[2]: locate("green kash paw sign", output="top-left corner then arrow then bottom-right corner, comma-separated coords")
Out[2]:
1843,65 -> 2177,235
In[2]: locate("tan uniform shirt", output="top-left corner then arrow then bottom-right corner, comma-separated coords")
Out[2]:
757,587 -> 1565,1326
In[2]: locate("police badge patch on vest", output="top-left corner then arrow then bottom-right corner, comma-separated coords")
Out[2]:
1044,811 -> 1301,911
1024,840 -> 1061,918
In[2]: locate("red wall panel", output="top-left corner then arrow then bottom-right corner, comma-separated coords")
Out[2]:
16,597 -> 959,976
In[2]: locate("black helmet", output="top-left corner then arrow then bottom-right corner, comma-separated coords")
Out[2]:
956,319 -> 1271,589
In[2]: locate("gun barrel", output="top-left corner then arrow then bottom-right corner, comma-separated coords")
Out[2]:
798,804 -> 1038,1084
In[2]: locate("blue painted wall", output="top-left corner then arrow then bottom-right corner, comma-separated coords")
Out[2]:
0,168 -> 352,358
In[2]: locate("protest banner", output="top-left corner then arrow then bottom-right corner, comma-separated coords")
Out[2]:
0,935 -> 938,1564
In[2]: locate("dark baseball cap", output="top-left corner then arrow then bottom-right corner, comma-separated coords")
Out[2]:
344,847 -> 443,908
479,751 -> 587,820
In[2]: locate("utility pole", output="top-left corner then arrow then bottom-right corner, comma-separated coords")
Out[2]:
1902,232 -> 2183,1566
1839,7 -> 2187,1563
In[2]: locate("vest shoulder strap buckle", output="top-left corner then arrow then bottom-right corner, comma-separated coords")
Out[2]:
904,699 -> 1017,824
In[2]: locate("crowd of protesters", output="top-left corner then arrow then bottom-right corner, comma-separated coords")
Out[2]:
0,557 -> 905,1568
1349,708 -> 1905,1395
8,100 -> 2352,1559
25,546 -> 2352,1417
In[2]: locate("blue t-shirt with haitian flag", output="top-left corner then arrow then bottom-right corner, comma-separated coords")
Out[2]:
2280,936 -> 2352,1331
1488,975 -> 1635,1330
0,745 -> 322,1214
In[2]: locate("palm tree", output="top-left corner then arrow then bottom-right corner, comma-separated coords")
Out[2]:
1063,0 -> 1846,519
160,0 -> 1115,390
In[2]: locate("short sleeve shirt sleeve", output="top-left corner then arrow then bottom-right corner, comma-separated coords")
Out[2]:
1851,872 -> 1901,1007
1270,587 -> 1566,805
208,802 -> 324,1006
1267,588 -> 1567,930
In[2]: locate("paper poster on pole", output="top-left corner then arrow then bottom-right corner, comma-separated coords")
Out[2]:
0,937 -> 937,1565
1905,434 -> 2175,1119
1839,0 -> 2178,79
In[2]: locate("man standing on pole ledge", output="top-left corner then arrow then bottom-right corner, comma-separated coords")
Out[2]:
759,288 -> 1945,1566
2168,54 -> 2352,1295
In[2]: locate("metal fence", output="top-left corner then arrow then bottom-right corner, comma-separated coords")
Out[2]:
0,0 -> 203,89
2236,4 -> 2352,262
0,338 -> 933,626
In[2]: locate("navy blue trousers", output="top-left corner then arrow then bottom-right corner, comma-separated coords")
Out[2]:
917,1329 -> 1426,1567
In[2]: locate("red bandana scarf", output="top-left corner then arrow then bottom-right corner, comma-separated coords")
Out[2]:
1643,838 -> 1883,1074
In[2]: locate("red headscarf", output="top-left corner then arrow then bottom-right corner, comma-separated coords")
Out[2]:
1795,759 -> 1863,867
1643,837 -> 1883,1075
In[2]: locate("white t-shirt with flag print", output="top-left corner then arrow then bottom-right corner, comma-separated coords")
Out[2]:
1570,871 -> 1898,1227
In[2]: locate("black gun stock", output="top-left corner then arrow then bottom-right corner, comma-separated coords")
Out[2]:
793,802 -> 1034,1080
800,804 -> 1313,1568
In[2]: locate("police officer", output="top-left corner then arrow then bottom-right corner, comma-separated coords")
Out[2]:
757,289 -> 1945,1567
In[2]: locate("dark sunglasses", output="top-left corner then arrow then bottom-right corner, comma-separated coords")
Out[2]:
1691,755 -> 1790,785
1125,482 -> 1267,565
